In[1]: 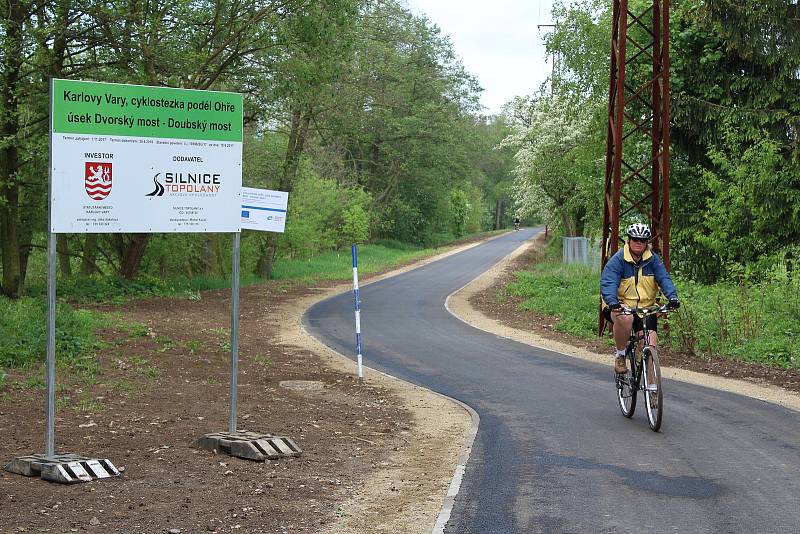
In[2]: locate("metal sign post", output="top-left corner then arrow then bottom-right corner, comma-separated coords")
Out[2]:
228,232 -> 241,434
45,78 -> 56,458
193,187 -> 303,462
226,188 -> 286,433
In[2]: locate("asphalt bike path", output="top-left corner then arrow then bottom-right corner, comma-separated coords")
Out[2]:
305,229 -> 800,533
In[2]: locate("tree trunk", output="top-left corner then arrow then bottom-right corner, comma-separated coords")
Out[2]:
0,1 -> 24,298
257,233 -> 278,279
81,234 -> 100,275
17,188 -> 35,291
214,235 -> 227,277
119,234 -> 151,279
258,108 -> 311,279
281,109 -> 312,190
199,235 -> 214,275
560,211 -> 577,237
57,235 -> 72,276
494,199 -> 504,230
0,181 -> 20,298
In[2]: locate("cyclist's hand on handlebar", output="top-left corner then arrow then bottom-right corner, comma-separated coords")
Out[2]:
610,303 -> 622,311
667,299 -> 680,310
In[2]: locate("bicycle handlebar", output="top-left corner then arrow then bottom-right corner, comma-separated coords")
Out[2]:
617,304 -> 673,316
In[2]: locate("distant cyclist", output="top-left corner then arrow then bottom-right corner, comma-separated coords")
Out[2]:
513,217 -> 521,231
600,223 -> 680,375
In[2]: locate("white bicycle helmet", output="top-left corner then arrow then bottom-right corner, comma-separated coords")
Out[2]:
626,222 -> 651,240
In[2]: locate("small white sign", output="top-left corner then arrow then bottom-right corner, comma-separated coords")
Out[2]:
240,187 -> 288,233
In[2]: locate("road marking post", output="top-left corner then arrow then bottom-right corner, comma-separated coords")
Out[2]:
352,244 -> 364,381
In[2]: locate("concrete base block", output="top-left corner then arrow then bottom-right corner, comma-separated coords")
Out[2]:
193,430 -> 302,461
5,453 -> 120,484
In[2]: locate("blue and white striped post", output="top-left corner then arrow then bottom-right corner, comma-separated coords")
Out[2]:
352,244 -> 364,381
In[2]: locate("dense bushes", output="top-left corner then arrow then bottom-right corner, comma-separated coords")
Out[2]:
279,169 -> 373,258
505,246 -> 800,368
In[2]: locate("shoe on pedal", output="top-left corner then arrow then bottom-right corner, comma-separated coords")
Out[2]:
649,391 -> 659,408
614,356 -> 628,374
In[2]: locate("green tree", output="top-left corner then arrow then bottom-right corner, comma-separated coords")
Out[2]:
503,93 -> 601,236
252,0 -> 361,277
670,0 -> 800,280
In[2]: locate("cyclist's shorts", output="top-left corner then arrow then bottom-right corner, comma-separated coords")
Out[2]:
603,307 -> 657,333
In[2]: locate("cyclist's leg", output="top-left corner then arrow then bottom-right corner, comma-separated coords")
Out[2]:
606,307 -> 633,373
609,309 -> 633,351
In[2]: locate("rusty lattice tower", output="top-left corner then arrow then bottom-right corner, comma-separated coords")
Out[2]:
600,0 -> 671,334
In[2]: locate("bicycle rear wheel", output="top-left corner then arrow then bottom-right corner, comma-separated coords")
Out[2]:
643,347 -> 663,431
616,348 -> 637,418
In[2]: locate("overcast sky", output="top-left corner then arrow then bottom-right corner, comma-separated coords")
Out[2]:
406,0 -> 557,115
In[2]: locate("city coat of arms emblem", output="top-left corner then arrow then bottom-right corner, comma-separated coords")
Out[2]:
85,162 -> 113,200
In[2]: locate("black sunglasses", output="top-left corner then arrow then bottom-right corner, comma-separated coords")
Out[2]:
630,237 -> 649,243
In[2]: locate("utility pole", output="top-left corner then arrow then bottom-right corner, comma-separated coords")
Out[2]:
537,24 -> 557,94
599,1 -> 671,335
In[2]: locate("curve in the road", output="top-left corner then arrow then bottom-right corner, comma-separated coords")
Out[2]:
305,229 -> 800,534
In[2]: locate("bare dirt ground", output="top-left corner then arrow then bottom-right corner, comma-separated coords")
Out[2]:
449,232 -> 800,411
0,239 -> 484,534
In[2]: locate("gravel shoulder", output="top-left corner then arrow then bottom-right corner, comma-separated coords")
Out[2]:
275,242 -> 484,534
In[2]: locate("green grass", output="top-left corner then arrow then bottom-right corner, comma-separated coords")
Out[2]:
507,263 -> 600,339
27,274 -> 201,304
270,242 -> 432,282
114,380 -> 140,394
673,277 -> 800,367
185,340 -> 204,355
116,321 -> 150,338
73,394 -> 104,413
18,376 -> 46,389
129,356 -> 160,379
253,354 -> 273,368
22,241 -> 446,304
504,245 -> 800,369
0,296 -> 105,369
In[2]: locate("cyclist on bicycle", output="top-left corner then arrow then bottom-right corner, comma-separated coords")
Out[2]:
513,217 -> 521,231
600,223 -> 680,375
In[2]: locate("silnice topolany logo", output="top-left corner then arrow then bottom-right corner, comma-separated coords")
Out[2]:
146,171 -> 221,196
84,162 -> 112,200
146,173 -> 165,196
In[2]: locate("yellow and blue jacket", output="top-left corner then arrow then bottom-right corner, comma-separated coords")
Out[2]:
600,244 -> 677,309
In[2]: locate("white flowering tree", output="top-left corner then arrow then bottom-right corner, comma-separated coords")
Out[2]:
501,93 -> 602,236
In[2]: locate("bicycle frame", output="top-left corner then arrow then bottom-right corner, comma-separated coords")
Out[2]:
627,319 -> 653,388
615,304 -> 670,431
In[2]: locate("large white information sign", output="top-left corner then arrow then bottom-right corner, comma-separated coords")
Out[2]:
240,188 -> 288,233
50,79 -> 243,233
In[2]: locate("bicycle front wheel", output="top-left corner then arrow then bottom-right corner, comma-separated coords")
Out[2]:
643,347 -> 663,431
616,349 -> 637,418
